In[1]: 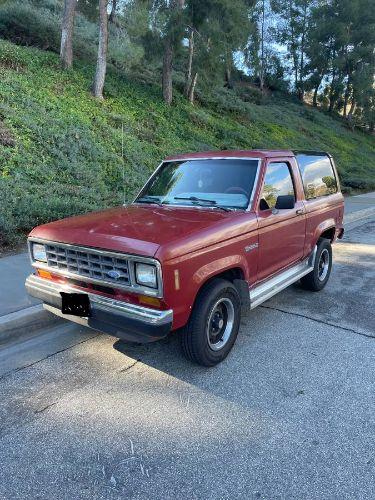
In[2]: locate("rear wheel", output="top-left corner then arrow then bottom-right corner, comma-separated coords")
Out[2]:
300,238 -> 332,291
181,279 -> 241,367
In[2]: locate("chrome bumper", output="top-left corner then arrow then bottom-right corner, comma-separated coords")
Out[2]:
25,274 -> 173,343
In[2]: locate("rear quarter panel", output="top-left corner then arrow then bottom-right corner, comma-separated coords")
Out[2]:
303,192 -> 344,256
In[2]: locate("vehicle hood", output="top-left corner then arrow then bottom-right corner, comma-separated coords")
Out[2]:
29,205 -> 257,260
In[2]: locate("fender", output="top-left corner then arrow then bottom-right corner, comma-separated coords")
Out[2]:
162,252 -> 252,330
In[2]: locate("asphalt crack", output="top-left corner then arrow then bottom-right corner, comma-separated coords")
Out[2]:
34,401 -> 58,414
259,304 -> 375,339
118,359 -> 141,373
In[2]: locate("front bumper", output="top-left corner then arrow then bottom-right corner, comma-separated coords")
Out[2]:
25,274 -> 173,343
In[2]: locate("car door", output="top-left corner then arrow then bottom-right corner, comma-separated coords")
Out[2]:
256,159 -> 306,282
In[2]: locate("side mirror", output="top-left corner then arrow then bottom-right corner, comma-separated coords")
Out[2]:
275,195 -> 295,210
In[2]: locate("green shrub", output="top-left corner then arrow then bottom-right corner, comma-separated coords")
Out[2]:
0,1 -> 60,52
235,85 -> 264,105
344,177 -> 375,191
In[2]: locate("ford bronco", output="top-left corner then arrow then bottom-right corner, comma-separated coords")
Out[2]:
26,150 -> 344,366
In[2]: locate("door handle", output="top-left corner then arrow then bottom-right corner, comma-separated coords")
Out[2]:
296,208 -> 305,215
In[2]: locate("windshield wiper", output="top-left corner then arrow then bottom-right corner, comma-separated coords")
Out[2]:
135,195 -> 163,206
174,196 -> 231,212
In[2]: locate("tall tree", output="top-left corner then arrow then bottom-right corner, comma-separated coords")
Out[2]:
259,0 -> 266,92
184,26 -> 194,96
199,0 -> 255,88
271,0 -> 315,99
183,0 -> 213,102
244,0 -> 275,92
312,0 -> 375,119
162,0 -> 185,105
349,0 -> 375,128
305,2 -> 337,107
60,0 -> 77,69
92,0 -> 109,98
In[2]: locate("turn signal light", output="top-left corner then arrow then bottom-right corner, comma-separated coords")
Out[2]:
138,295 -> 161,308
37,269 -> 52,280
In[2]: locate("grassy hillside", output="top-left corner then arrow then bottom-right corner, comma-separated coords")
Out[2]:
0,40 -> 374,249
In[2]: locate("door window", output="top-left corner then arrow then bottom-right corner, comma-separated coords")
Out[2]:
259,162 -> 295,210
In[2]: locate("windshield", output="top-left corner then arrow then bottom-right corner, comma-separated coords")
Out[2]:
135,159 -> 259,209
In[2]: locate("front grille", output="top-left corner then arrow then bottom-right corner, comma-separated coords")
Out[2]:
45,244 -> 131,286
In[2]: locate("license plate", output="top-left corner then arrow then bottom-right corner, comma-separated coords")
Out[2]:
60,292 -> 91,317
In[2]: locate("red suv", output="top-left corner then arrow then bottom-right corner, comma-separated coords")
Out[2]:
26,150 -> 344,366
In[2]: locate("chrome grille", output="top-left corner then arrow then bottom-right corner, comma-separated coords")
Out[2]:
45,244 -> 131,285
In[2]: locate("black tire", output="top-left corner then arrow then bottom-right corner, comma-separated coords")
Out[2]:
181,278 -> 241,367
300,238 -> 332,292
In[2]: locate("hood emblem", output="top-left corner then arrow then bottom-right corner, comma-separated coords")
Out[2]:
107,269 -> 122,280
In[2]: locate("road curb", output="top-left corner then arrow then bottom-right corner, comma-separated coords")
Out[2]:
344,206 -> 375,225
0,305 -> 62,347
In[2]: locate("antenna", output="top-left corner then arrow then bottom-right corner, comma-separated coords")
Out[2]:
121,122 -> 125,206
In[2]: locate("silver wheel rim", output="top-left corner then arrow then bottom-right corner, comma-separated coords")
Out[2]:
206,298 -> 235,351
318,248 -> 330,282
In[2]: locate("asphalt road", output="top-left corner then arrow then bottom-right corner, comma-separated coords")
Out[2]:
344,191 -> 375,215
0,220 -> 374,500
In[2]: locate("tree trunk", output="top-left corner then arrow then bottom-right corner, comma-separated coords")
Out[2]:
343,75 -> 351,118
162,38 -> 173,105
188,72 -> 198,104
348,98 -> 356,117
328,69 -> 337,113
328,93 -> 335,113
298,2 -> 308,101
109,0 -> 117,24
92,0 -> 109,99
288,0 -> 298,94
185,28 -> 194,97
312,85 -> 319,107
312,72 -> 324,107
60,0 -> 77,69
224,53 -> 233,89
161,0 -> 184,105
259,0 -> 265,93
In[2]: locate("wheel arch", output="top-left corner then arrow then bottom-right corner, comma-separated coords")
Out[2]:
319,226 -> 336,242
191,265 -> 249,313
313,218 -> 336,245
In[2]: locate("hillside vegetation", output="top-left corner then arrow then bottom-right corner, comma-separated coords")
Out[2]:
0,40 -> 374,248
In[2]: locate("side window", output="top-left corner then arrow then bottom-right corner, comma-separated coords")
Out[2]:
296,154 -> 337,199
260,162 -> 295,210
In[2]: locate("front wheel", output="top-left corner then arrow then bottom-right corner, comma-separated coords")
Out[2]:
181,278 -> 241,367
300,238 -> 332,291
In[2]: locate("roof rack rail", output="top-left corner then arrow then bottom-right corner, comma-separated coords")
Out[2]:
293,150 -> 330,156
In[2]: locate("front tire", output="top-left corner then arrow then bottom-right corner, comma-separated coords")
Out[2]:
300,238 -> 332,291
181,279 -> 241,367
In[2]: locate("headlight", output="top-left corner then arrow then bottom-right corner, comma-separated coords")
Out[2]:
32,243 -> 47,262
135,263 -> 157,288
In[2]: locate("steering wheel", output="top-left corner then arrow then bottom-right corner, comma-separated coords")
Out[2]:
224,187 -> 249,197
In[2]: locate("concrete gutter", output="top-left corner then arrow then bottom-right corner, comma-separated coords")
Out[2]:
0,304 -> 61,347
